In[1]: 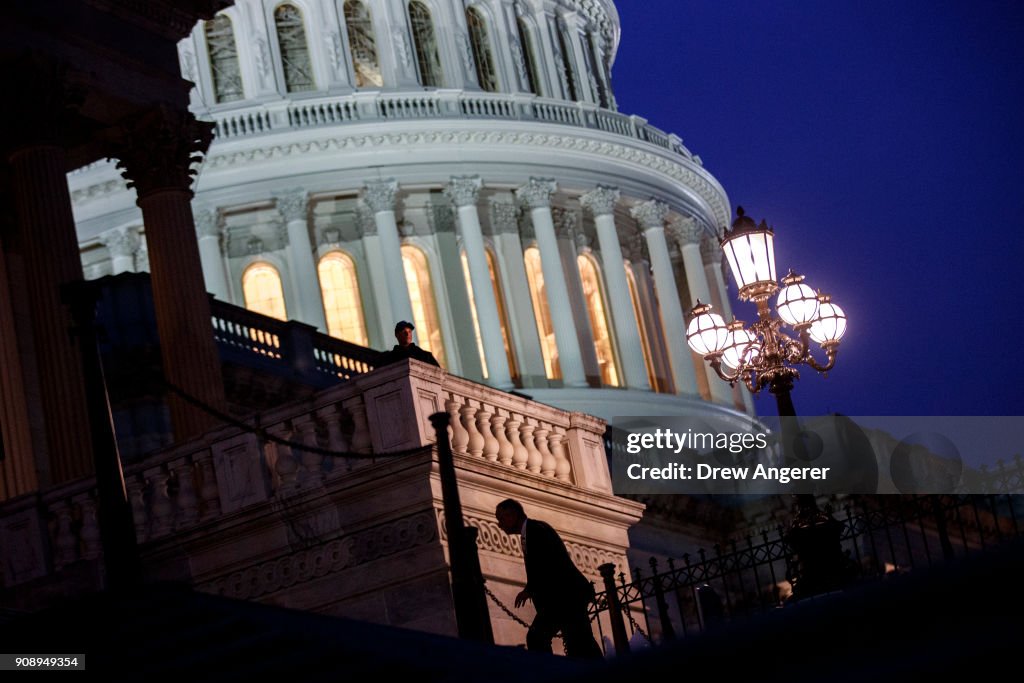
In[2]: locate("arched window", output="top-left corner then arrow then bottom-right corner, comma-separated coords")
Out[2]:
402,245 -> 446,365
408,1 -> 443,87
461,249 -> 517,380
577,254 -> 619,386
466,7 -> 498,92
318,251 -> 368,345
274,3 -> 315,92
523,246 -> 560,379
242,262 -> 288,321
554,20 -> 578,100
344,1 -> 383,87
204,14 -> 244,103
625,265 -> 660,391
516,17 -> 540,95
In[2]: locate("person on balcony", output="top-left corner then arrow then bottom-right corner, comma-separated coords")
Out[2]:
377,320 -> 440,368
495,498 -> 603,659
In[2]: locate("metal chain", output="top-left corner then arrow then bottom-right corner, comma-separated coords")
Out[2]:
622,603 -> 652,644
482,581 -> 565,643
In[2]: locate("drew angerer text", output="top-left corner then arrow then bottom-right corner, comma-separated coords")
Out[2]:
626,463 -> 830,484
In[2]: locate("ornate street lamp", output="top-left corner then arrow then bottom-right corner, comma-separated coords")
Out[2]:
686,207 -> 847,418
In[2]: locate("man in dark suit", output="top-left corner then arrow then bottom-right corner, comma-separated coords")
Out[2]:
377,320 -> 440,367
495,498 -> 603,659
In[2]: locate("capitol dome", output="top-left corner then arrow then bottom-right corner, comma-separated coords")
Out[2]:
68,0 -> 754,426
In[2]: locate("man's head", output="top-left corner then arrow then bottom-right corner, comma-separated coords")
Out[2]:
394,320 -> 414,347
495,498 -> 526,534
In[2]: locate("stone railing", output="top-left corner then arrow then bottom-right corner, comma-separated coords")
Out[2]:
0,360 -> 611,587
204,90 -> 695,162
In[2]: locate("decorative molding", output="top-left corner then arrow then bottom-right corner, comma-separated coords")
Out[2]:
579,185 -> 619,217
274,189 -> 308,223
198,510 -> 438,600
630,199 -> 669,230
100,226 -> 141,258
392,28 -> 412,72
362,179 -> 398,213
444,175 -> 483,208
356,201 -> 377,235
324,30 -> 345,72
455,31 -> 474,78
70,179 -> 129,203
515,177 -> 557,209
193,207 -> 222,239
202,131 -> 729,228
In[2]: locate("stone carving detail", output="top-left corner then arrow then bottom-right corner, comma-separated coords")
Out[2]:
105,105 -> 214,198
515,177 -> 557,209
246,237 -> 264,255
489,200 -> 520,235
392,28 -> 412,71
551,207 -> 578,240
668,215 -> 703,245
253,35 -> 272,88
444,175 -> 482,207
455,31 -> 475,79
630,199 -> 669,230
321,227 -> 342,246
510,37 -> 528,90
624,232 -> 649,263
325,30 -> 345,71
362,179 -> 398,213
579,185 -> 620,217
193,208 -> 221,239
701,235 -> 724,266
356,201 -> 377,235
275,190 -> 308,222
200,510 -> 438,600
427,198 -> 456,234
100,227 -> 141,258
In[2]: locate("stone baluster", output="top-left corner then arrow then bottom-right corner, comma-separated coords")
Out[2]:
146,465 -> 174,537
126,473 -> 149,542
292,413 -> 324,487
268,423 -> 299,493
51,499 -> 78,569
506,415 -> 529,470
492,412 -> 514,466
462,401 -> 484,458
446,397 -> 470,454
521,419 -> 543,473
170,456 -> 199,528
195,454 -> 221,521
74,492 -> 102,560
477,407 -> 499,461
551,428 -> 572,482
534,425 -> 556,477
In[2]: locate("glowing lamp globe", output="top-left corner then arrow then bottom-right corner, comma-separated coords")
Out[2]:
776,271 -> 820,327
809,294 -> 847,344
721,207 -> 777,301
686,301 -> 729,356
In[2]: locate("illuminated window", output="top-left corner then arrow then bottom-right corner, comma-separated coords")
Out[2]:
402,245 -> 446,365
205,15 -> 244,103
523,246 -> 560,379
242,262 -> 287,321
577,254 -> 619,386
408,2 -> 443,87
274,4 -> 315,92
344,1 -> 383,87
626,264 -> 659,390
318,251 -> 368,345
466,8 -> 498,92
461,249 -> 518,380
516,17 -> 540,95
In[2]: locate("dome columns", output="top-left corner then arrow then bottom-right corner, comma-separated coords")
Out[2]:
362,178 -> 415,333
276,190 -> 328,332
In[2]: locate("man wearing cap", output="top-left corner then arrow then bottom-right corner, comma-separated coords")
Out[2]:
377,321 -> 441,368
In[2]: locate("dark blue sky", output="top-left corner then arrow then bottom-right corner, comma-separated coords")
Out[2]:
611,0 -> 1024,418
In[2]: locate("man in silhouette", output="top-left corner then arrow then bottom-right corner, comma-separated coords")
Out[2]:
495,498 -> 603,659
377,320 -> 440,367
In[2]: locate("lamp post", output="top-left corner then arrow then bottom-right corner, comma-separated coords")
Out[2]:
686,207 -> 851,599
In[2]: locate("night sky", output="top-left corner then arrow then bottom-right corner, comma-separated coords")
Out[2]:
610,1 -> 1024,419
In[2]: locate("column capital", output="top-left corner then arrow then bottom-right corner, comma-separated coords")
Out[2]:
100,226 -> 141,258
630,199 -> 669,230
444,175 -> 483,208
105,105 -> 213,199
551,207 -> 579,241
427,200 -> 456,234
515,177 -> 557,209
362,179 -> 399,213
356,201 -> 378,235
579,185 -> 620,218
193,207 -> 222,239
274,189 -> 309,222
488,199 -> 521,235
668,215 -> 704,245
701,235 -> 724,266
623,233 -> 650,263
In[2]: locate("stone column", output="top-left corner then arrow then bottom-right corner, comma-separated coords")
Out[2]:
445,176 -> 513,389
703,237 -> 756,414
580,186 -> 651,391
362,179 -> 414,329
671,216 -> 733,405
515,178 -> 586,387
2,59 -> 94,483
276,190 -> 328,331
193,208 -> 231,301
358,204 -> 391,345
630,200 -> 699,396
100,227 -> 140,275
106,105 -> 227,440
